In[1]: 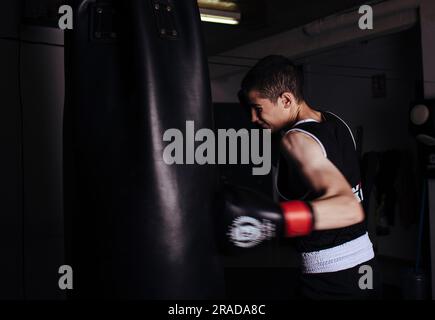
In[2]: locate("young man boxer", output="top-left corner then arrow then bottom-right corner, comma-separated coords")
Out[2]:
219,55 -> 381,299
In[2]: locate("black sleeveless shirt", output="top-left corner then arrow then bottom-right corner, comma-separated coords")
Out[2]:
276,111 -> 366,253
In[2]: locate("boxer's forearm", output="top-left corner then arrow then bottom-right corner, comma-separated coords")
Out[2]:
311,194 -> 364,230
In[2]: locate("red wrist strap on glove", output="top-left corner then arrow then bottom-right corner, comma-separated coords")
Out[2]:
280,201 -> 314,237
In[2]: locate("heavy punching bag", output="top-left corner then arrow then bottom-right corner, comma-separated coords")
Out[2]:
64,0 -> 224,298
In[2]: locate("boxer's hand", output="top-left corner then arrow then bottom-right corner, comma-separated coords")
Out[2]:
215,184 -> 314,252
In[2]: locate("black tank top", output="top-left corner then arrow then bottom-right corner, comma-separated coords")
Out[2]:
276,111 -> 366,253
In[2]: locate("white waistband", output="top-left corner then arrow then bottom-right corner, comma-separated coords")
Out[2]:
301,232 -> 374,274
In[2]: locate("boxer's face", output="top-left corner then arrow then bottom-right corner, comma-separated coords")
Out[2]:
247,90 -> 293,132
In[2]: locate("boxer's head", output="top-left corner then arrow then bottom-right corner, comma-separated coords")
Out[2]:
240,55 -> 304,132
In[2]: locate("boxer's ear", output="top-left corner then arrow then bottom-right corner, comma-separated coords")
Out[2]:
280,92 -> 293,108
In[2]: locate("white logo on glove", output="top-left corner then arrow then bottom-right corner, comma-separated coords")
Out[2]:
228,216 -> 275,248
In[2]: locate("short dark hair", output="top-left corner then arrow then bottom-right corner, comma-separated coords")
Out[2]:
240,55 -> 304,103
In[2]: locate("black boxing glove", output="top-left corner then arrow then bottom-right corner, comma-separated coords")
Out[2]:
216,184 -> 314,251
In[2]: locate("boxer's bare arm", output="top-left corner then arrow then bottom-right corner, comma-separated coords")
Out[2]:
280,131 -> 364,230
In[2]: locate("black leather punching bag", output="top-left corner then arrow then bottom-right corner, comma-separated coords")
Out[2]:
64,0 -> 224,299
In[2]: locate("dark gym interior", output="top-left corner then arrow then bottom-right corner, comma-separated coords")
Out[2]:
1,0 -> 435,301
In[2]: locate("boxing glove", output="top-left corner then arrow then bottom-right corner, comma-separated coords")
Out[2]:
216,184 -> 314,250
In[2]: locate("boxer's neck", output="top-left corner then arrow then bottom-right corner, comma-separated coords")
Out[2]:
293,101 -> 322,124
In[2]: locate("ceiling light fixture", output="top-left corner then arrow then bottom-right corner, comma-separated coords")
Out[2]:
198,1 -> 241,25
200,8 -> 240,25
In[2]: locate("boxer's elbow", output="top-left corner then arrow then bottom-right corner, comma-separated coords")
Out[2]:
345,195 -> 365,225
328,194 -> 365,227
